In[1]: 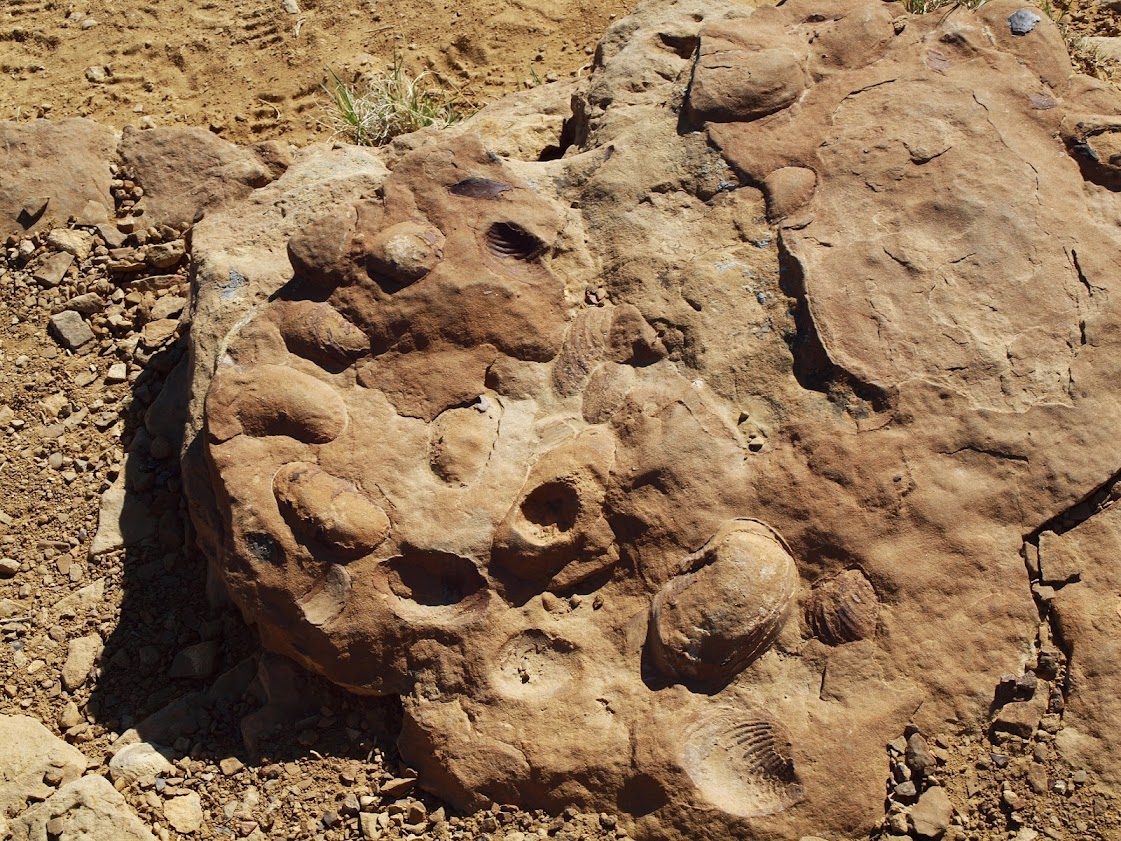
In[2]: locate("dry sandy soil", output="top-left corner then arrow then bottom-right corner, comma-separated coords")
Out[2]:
0,0 -> 636,145
2,0 -> 1116,146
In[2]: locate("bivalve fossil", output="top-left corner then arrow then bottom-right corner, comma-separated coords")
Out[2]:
681,707 -> 805,818
805,568 -> 879,645
648,519 -> 798,686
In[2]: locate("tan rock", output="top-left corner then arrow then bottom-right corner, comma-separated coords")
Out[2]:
0,119 -> 116,239
61,634 -> 103,692
9,775 -> 156,841
163,791 -> 204,833
0,715 -> 87,817
108,742 -> 175,784
89,454 -> 157,558
910,786 -> 953,839
46,228 -> 95,260
179,0 -> 1121,837
119,126 -> 285,229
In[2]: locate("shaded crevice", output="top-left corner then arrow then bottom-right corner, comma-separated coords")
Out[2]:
1015,465 -> 1121,710
1070,248 -> 1102,297
538,112 -> 579,162
1019,538 -> 1075,707
1064,136 -> 1121,192
946,446 -> 1029,464
776,237 -> 893,415
1026,463 -> 1121,541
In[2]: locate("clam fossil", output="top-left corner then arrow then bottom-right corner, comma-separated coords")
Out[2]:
805,568 -> 879,645
486,222 -> 545,261
681,708 -> 805,818
648,519 -> 798,686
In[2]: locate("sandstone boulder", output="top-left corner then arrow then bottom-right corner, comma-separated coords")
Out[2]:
0,715 -> 87,816
182,0 -> 1121,838
118,126 -> 291,229
9,774 -> 157,841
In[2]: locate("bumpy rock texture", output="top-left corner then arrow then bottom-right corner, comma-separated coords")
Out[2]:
185,0 -> 1121,837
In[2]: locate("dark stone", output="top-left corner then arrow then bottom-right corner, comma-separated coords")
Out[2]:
1008,9 -> 1041,36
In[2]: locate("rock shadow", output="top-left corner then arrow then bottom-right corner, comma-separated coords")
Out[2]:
88,333 -> 401,785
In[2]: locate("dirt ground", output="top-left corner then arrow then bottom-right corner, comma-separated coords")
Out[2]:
3,0 -> 1118,147
0,0 -> 635,145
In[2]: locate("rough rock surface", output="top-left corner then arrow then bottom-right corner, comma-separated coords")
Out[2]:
178,0 -> 1121,838
0,119 -> 116,239
10,774 -> 158,841
117,126 -> 291,230
0,715 -> 156,841
0,715 -> 87,816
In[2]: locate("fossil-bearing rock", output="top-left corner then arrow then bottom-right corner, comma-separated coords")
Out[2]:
184,0 -> 1121,837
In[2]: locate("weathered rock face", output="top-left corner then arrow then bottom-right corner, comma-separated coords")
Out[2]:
0,119 -> 116,239
186,0 -> 1121,837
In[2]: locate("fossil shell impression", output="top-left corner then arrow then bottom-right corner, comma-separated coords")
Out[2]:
805,568 -> 879,645
681,708 -> 805,818
649,519 -> 798,686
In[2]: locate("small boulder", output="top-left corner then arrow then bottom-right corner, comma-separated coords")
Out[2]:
163,791 -> 204,833
911,786 -> 953,839
108,742 -> 175,784
61,634 -> 103,691
48,311 -> 95,351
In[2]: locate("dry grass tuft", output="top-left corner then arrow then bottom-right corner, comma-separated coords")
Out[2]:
322,55 -> 463,146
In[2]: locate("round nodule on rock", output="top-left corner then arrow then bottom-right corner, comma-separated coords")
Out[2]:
491,629 -> 578,700
805,568 -> 879,645
207,363 -> 348,444
273,462 -> 390,557
365,221 -> 445,289
649,520 -> 798,686
688,44 -> 806,123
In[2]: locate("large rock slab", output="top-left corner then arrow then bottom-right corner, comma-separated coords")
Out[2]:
0,119 -> 116,239
118,126 -> 290,229
9,774 -> 158,841
0,715 -> 87,816
182,0 -> 1121,838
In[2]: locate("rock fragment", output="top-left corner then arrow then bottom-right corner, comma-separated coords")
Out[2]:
108,742 -> 175,784
61,634 -> 103,691
34,253 -> 74,288
169,640 -> 219,679
910,786 -> 953,838
62,292 -> 106,315
163,791 -> 204,833
9,775 -> 157,841
1008,9 -> 1041,35
48,311 -> 95,351
0,715 -> 88,817
46,229 -> 94,260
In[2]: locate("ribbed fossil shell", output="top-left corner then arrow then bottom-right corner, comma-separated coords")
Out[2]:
552,307 -> 613,397
681,708 -> 805,818
649,519 -> 798,686
805,568 -> 879,645
486,221 -> 545,261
